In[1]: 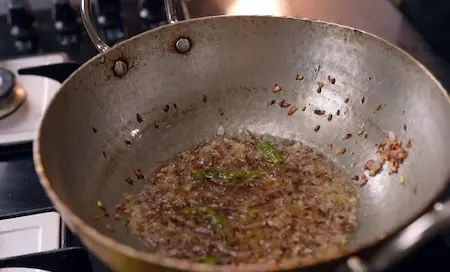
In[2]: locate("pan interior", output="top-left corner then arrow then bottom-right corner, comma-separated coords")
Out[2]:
38,16 -> 450,266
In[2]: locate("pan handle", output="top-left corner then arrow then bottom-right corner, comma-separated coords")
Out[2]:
80,0 -> 179,53
80,0 -> 109,53
164,0 -> 179,24
340,200 -> 450,272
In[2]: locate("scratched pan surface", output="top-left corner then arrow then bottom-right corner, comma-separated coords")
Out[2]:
35,16 -> 450,271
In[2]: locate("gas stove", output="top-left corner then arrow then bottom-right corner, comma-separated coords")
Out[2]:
0,55 -> 103,272
1,1 -> 450,272
0,0 -> 167,271
0,53 -> 65,146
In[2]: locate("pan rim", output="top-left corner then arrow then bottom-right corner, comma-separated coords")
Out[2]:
34,14 -> 450,271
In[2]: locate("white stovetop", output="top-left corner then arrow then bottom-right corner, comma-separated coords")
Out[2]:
0,53 -> 66,146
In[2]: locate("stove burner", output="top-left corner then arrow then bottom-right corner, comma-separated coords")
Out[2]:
0,67 -> 26,119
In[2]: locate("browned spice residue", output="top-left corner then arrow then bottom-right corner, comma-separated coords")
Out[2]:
269,100 -> 276,106
364,159 -> 382,176
341,133 -> 352,140
125,140 -> 131,146
375,104 -> 382,111
125,136 -> 357,264
218,108 -> 224,116
136,113 -> 143,123
92,127 -> 97,133
363,132 -> 409,178
279,99 -> 291,108
314,125 -> 321,132
360,175 -> 368,187
296,75 -> 304,81
335,148 -> 346,155
163,105 -> 170,112
301,106 -> 306,111
314,109 -> 326,116
317,82 -> 324,93
154,121 -> 160,129
327,143 -> 333,150
344,98 -> 349,104
287,106 -> 298,116
125,178 -> 134,185
327,75 -> 336,84
134,169 -> 145,179
202,95 -> 207,103
115,203 -> 126,214
272,84 -> 282,93
336,109 -> 340,116
327,114 -> 332,121
403,124 -> 407,131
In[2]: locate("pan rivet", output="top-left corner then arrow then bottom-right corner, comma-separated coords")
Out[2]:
114,60 -> 128,77
175,38 -> 191,53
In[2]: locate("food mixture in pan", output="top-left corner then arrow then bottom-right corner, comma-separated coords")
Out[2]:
125,135 -> 357,265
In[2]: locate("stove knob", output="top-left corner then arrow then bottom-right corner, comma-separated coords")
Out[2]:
0,68 -> 15,103
52,0 -> 80,47
95,0 -> 124,45
139,0 -> 167,31
7,0 -> 38,54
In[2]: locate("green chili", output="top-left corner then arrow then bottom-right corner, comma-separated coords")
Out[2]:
199,256 -> 217,264
181,206 -> 225,228
257,140 -> 283,164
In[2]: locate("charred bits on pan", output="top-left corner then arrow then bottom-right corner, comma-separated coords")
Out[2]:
314,109 -> 325,116
341,133 -> 352,140
125,178 -> 134,185
295,75 -> 304,81
362,132 -> 409,180
327,75 -> 336,84
272,84 -> 281,93
279,99 -> 291,108
287,106 -> 298,116
134,168 -> 145,179
316,82 -> 324,93
136,113 -> 143,123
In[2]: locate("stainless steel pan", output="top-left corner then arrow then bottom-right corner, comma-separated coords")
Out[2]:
32,0 -> 450,271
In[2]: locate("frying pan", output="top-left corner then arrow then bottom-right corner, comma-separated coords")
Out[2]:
30,0 -> 450,271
